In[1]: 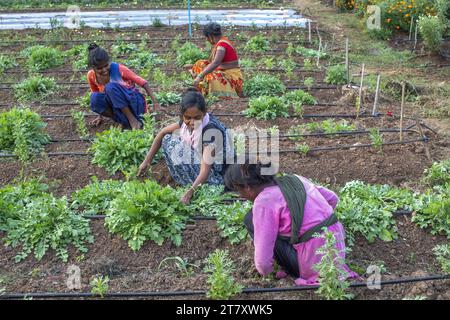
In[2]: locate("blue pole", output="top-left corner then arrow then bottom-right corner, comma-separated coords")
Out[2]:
188,0 -> 192,38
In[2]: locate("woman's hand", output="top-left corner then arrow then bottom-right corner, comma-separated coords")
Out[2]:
193,75 -> 203,87
181,188 -> 195,205
137,160 -> 150,177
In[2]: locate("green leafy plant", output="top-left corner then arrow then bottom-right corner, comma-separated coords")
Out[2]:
71,110 -> 89,139
336,180 -> 421,246
216,201 -> 252,244
423,159 -> 450,187
187,184 -> 227,217
283,89 -> 317,110
90,275 -> 109,298
90,114 -> 156,175
152,68 -> 177,91
244,34 -> 269,53
0,55 -> 17,74
418,15 -> 445,53
412,185 -> 450,238
204,249 -> 243,300
369,128 -> 383,150
0,179 -> 49,231
261,57 -> 275,69
65,44 -> 89,71
286,42 -> 295,56
76,91 -> 91,109
152,17 -> 164,27
244,96 -> 288,120
0,107 -> 50,161
14,76 -> 58,102
3,194 -> 94,263
243,74 -> 286,97
268,125 -> 279,135
176,42 -> 208,67
127,51 -> 165,76
21,45 -> 64,71
239,58 -> 256,69
313,231 -> 354,300
296,143 -> 311,155
304,77 -> 315,91
303,58 -> 313,71
278,58 -> 296,79
70,177 -> 123,215
325,64 -> 347,85
295,45 -> 327,59
433,244 -> 450,274
288,119 -> 356,137
154,91 -> 182,106
105,180 -> 190,251
158,256 -> 199,277
111,41 -> 138,56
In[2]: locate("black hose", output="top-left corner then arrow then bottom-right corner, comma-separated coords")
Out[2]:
1,274 -> 448,300
248,137 -> 428,154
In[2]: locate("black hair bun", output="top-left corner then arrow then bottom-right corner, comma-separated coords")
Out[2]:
88,43 -> 99,52
186,87 -> 201,93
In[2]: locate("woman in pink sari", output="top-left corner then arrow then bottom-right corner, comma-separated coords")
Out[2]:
224,161 -> 358,285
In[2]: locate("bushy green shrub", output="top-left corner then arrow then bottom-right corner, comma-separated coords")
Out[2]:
244,34 -> 269,53
204,249 -> 243,300
90,114 -> 156,175
244,96 -> 288,120
105,180 -> 190,250
243,74 -> 286,97
176,42 -> 208,67
418,15 -> 445,53
325,65 -> 347,85
3,193 -> 93,262
0,55 -> 17,74
14,75 -> 58,102
0,107 -> 50,161
21,45 -> 64,71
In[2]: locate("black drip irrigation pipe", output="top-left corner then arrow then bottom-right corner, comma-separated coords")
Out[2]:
0,137 -> 426,159
47,127 -> 418,144
252,127 -> 418,140
0,84 -> 341,91
0,152 -> 90,158
2,68 -> 323,75
1,274 -> 448,299
247,137 -> 428,155
84,210 -> 413,221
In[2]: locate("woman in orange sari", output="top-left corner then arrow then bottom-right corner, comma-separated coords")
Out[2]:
189,22 -> 243,99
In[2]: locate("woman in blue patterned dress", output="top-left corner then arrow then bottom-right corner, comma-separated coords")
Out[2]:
138,88 -> 232,204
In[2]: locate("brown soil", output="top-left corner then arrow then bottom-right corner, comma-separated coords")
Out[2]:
0,20 -> 448,300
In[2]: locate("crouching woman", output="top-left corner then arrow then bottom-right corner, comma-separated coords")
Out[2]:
224,161 -> 358,285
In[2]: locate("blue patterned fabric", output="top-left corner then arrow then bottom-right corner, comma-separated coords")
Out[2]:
161,134 -> 225,186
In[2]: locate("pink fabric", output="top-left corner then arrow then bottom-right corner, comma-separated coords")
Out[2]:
179,113 -> 210,150
252,175 -> 358,285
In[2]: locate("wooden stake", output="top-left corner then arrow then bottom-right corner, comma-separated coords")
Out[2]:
316,37 -> 322,68
308,20 -> 312,44
413,23 -> 419,52
357,64 -> 365,117
372,74 -> 381,115
400,82 -> 405,142
416,119 -> 432,163
345,37 -> 349,86
409,17 -> 414,41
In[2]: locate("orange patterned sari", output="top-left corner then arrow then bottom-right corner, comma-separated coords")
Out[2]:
191,37 -> 243,98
